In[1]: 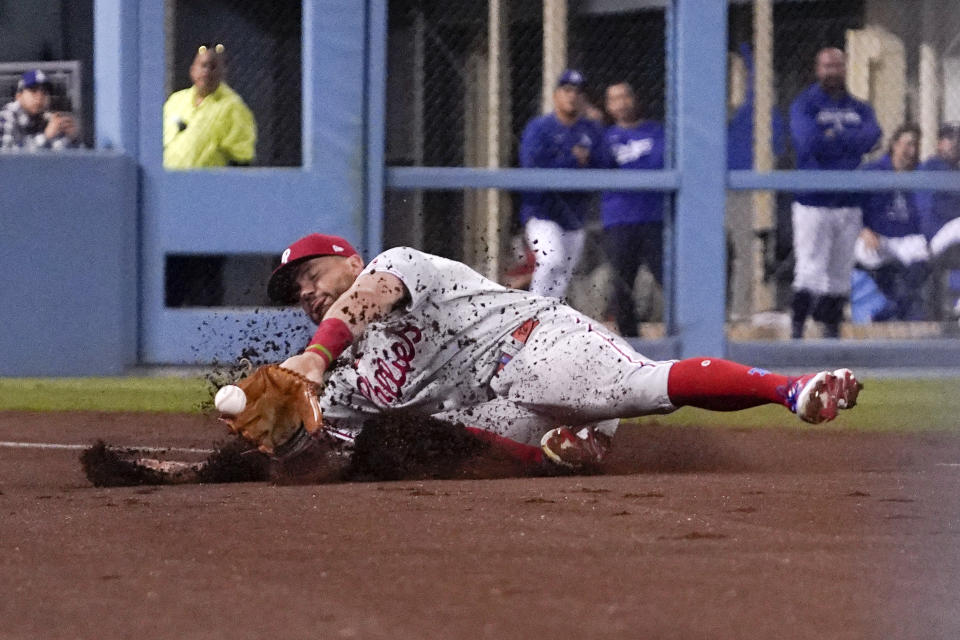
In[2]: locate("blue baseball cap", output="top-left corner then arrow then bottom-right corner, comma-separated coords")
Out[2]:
17,70 -> 51,92
556,69 -> 585,89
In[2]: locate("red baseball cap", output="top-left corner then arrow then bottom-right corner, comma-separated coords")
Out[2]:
267,233 -> 359,303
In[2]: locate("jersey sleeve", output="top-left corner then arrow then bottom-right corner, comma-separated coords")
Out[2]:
789,93 -> 822,161
586,121 -> 607,168
840,102 -> 881,156
361,247 -> 441,312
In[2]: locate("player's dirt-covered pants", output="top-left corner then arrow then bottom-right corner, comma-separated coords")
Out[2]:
431,314 -> 676,449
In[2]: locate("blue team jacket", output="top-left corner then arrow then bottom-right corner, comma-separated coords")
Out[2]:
860,155 -> 922,238
915,155 -> 960,240
518,113 -> 604,230
789,83 -> 881,207
599,121 -> 665,228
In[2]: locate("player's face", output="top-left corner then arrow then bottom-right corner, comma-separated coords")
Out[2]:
17,87 -> 50,116
190,51 -> 224,95
294,255 -> 363,324
605,83 -> 636,125
815,49 -> 846,91
939,135 -> 960,165
890,131 -> 919,170
553,85 -> 582,119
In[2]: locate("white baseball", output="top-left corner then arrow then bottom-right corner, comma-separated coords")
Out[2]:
214,385 -> 247,415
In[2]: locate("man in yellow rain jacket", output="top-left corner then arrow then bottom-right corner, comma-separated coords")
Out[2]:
163,44 -> 256,168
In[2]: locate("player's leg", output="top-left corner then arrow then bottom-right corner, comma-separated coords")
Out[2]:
818,206 -> 863,337
496,317 -> 860,427
603,223 -> 643,336
867,262 -> 906,321
897,242 -> 932,320
642,221 -> 665,289
929,218 -> 960,259
525,217 -> 584,298
664,357 -> 859,420
556,222 -> 586,295
432,397 -> 617,467
791,202 -> 831,338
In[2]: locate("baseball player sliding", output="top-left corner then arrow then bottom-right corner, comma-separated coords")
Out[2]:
217,233 -> 861,471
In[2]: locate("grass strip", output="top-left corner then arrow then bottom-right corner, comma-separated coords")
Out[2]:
1,377 -> 957,432
0,377 -> 212,413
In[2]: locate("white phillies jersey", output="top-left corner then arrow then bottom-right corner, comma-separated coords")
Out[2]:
320,247 -> 565,426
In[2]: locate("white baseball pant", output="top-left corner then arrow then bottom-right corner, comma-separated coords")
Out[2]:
930,218 -> 960,259
792,202 -> 862,295
854,233 -> 930,269
432,316 -> 676,447
525,217 -> 585,299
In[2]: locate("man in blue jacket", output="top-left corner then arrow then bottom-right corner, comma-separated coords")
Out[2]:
855,123 -> 929,321
918,123 -> 960,258
917,122 -> 960,317
789,47 -> 882,338
599,81 -> 665,336
518,69 -> 605,299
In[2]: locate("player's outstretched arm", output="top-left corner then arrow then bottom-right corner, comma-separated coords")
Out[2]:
282,271 -> 408,383
328,270 -> 408,329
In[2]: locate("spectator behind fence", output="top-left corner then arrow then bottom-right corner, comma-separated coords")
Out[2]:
163,43 -> 256,169
854,123 -> 929,321
918,123 -> 960,260
917,122 -> 960,317
518,69 -> 604,299
0,70 -> 81,151
598,81 -> 665,337
788,47 -> 882,338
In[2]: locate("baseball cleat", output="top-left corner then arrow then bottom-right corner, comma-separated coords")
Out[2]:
832,368 -> 862,410
540,426 -> 612,469
788,371 -> 840,424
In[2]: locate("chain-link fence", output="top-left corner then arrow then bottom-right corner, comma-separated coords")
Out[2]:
726,0 -> 960,336
384,0 -> 669,331
385,0 -> 666,169
167,0 -> 301,167
164,0 -> 301,308
385,0 -> 960,337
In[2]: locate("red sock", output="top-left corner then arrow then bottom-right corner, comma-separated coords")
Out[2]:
667,358 -> 794,411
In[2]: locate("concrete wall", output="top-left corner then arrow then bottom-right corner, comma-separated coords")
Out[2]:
0,153 -> 137,376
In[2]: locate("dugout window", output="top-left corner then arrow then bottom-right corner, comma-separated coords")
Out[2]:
165,254 -> 282,308
164,0 -> 302,168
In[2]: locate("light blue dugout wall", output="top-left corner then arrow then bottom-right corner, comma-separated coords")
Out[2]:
0,153 -> 137,376
95,0 -> 384,365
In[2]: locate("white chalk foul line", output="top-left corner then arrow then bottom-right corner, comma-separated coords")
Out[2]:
0,441 -> 215,455
935,463 -> 960,467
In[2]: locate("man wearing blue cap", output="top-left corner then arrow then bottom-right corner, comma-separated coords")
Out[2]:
0,70 -> 81,151
518,69 -> 604,299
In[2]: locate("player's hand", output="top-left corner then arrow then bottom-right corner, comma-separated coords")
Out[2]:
59,114 -> 79,140
216,364 -> 325,455
281,350 -> 328,385
44,113 -> 63,139
859,228 -> 880,252
572,144 -> 590,166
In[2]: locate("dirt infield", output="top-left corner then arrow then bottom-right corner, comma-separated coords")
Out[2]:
1,411 -> 959,640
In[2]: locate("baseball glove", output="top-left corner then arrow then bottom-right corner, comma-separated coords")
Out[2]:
219,364 -> 324,456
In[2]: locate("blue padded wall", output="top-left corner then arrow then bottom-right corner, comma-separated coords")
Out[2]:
0,153 -> 138,375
